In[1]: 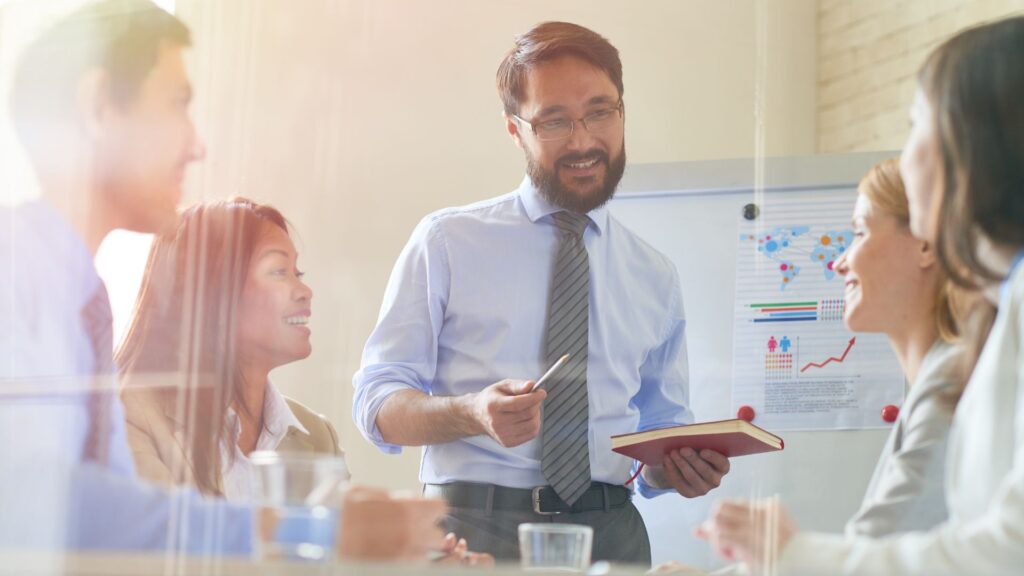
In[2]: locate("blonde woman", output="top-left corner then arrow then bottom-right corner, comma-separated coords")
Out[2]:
117,198 -> 490,565
835,158 -> 962,538
657,159 -> 966,576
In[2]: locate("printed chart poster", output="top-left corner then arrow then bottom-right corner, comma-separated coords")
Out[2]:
732,195 -> 905,430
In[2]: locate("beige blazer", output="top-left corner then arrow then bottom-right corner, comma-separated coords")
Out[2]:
122,388 -> 343,492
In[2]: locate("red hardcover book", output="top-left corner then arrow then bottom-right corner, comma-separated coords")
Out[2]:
611,419 -> 784,464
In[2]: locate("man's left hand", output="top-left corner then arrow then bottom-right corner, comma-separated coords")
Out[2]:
644,448 -> 730,497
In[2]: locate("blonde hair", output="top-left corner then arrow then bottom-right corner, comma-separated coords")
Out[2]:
858,158 -> 961,343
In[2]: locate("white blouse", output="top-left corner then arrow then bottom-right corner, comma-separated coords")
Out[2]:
220,383 -> 308,502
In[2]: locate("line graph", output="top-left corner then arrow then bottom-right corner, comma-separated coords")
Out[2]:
800,337 -> 856,373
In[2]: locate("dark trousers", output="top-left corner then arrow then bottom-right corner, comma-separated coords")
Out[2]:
429,484 -> 652,566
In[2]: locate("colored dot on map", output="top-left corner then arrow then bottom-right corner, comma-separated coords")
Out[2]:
783,277 -> 790,283
837,236 -> 845,243
827,261 -> 834,270
820,235 -> 832,245
765,240 -> 779,252
766,236 -> 772,240
780,264 -> 788,271
818,254 -> 825,260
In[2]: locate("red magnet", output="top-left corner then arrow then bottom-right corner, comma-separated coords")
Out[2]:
737,405 -> 756,422
881,405 -> 899,423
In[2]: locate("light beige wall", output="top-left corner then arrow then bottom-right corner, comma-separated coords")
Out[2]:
175,0 -> 818,490
0,0 -> 817,490
817,0 -> 1024,153
0,0 -> 85,206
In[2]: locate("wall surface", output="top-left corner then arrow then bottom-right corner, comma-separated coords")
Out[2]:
173,0 -> 819,492
817,0 -> 1024,152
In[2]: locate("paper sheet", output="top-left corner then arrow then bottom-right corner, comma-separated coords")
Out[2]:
731,194 -> 905,430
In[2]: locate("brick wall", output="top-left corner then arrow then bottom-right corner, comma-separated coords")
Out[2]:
817,0 -> 1024,153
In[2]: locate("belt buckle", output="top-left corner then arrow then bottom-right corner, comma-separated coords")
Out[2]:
532,487 -> 561,515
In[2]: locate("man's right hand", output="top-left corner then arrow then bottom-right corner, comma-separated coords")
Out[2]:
469,379 -> 547,447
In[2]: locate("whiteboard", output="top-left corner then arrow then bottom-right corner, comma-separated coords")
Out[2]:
608,152 -> 897,568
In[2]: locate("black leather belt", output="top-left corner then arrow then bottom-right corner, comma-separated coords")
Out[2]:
424,481 -> 631,516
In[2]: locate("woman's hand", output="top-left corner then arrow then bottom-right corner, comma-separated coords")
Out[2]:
695,498 -> 797,572
432,532 -> 496,567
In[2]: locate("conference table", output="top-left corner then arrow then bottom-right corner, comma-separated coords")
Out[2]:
0,552 -> 656,576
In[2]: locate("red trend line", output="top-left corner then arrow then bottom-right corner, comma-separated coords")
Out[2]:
800,337 -> 856,373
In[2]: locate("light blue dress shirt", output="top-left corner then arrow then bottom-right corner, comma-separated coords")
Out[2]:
354,177 -> 693,497
0,200 -> 251,555
1002,250 -> 1024,302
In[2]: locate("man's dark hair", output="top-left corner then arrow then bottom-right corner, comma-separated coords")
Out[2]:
10,0 -> 191,165
496,21 -> 623,116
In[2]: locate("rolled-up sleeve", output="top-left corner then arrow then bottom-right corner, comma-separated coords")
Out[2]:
352,215 -> 450,453
633,269 -> 694,498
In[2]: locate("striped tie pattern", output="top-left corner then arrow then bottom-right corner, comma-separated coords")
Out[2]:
81,282 -> 113,465
540,211 -> 592,506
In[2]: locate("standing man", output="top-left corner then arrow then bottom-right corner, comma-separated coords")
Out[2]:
1,0 -> 445,559
354,21 -> 730,564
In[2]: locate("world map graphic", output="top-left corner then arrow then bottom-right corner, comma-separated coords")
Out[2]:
741,226 -> 854,290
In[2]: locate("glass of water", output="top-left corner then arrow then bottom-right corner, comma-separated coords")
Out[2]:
519,523 -> 593,573
251,451 -> 349,562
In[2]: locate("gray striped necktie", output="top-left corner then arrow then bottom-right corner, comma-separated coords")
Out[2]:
81,282 -> 113,465
541,211 -> 592,506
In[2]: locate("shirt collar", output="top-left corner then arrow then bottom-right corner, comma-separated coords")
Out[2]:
207,383 -> 310,448
262,382 -> 309,438
517,176 -> 609,235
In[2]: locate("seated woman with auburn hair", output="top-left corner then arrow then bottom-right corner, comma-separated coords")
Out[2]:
117,198 -> 491,565
117,198 -> 343,498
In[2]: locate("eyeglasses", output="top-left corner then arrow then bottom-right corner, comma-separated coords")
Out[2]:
512,101 -> 624,142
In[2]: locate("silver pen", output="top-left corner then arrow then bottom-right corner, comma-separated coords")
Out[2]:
531,354 -> 570,392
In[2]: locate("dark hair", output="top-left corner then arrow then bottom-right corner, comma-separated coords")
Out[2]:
919,16 -> 1024,288
10,0 -> 191,168
116,198 -> 288,496
496,21 -> 623,116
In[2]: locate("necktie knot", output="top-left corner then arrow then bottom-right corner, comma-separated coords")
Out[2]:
552,211 -> 589,240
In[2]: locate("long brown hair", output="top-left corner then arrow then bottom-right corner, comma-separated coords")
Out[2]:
919,16 -> 1024,286
116,198 -> 289,495
917,16 -> 1024,378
